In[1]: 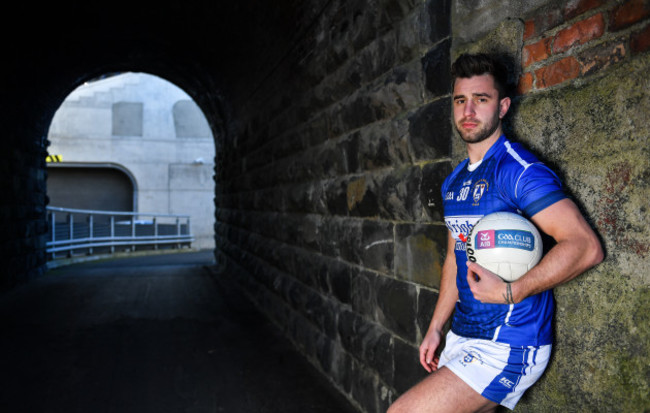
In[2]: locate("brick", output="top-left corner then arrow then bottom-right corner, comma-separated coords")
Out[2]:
518,72 -> 535,94
564,0 -> 606,20
522,37 -> 552,67
631,23 -> 650,53
531,8 -> 565,35
610,0 -> 650,32
524,19 -> 536,40
578,40 -> 627,76
535,56 -> 582,88
553,13 -> 605,53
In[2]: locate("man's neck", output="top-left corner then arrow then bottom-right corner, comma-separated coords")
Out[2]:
466,132 -> 502,164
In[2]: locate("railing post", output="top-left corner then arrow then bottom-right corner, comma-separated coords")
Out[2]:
67,213 -> 74,258
186,217 -> 191,247
50,211 -> 56,260
176,217 -> 181,249
153,217 -> 158,250
110,215 -> 115,254
87,214 -> 94,255
131,215 -> 136,252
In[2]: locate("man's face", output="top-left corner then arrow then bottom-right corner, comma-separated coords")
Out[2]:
452,74 -> 510,144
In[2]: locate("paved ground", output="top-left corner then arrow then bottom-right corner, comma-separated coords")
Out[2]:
0,251 -> 358,413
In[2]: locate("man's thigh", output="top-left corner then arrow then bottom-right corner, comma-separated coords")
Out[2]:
388,367 -> 497,413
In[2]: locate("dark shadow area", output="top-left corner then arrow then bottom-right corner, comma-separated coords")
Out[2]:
0,251 -> 358,413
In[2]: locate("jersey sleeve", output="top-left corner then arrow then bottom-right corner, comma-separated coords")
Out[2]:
500,162 -> 566,217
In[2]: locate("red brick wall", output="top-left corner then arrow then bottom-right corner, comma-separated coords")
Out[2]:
519,0 -> 650,93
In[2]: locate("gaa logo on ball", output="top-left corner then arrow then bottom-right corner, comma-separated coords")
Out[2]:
466,212 -> 542,282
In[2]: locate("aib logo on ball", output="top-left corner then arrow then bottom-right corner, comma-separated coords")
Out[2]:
476,230 -> 495,249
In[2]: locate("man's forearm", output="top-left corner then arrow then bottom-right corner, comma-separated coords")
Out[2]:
512,233 -> 602,302
512,199 -> 604,302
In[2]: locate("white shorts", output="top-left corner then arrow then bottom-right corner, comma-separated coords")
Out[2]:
438,331 -> 551,410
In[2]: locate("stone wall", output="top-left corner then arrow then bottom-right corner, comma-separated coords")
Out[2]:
214,1 -> 452,411
1,126 -> 49,292
215,0 -> 649,412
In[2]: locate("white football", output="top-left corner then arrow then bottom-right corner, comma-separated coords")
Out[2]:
466,212 -> 542,282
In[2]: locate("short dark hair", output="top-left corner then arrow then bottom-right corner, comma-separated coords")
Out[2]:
451,53 -> 510,99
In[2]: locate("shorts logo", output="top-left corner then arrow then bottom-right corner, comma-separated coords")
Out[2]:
460,351 -> 483,367
499,377 -> 515,388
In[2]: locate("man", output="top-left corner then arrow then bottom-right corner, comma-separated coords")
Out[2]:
388,54 -> 603,412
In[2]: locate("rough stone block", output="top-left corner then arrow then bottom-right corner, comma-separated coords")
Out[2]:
324,178 -> 351,217
378,166 -> 422,221
420,161 -> 452,222
407,98 -> 452,162
340,218 -> 365,265
393,338 -> 428,394
376,275 -> 418,342
417,287 -> 440,339
396,11 -> 424,62
358,120 -> 410,171
427,0 -> 451,44
361,220 -> 394,273
351,269 -> 377,320
347,174 -> 381,218
338,309 -> 394,386
422,38 -> 451,97
350,359 -> 381,413
383,61 -> 427,111
317,217 -> 344,258
327,258 -> 355,305
394,223 -> 447,288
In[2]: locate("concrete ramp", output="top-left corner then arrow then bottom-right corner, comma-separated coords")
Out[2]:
0,251 -> 357,413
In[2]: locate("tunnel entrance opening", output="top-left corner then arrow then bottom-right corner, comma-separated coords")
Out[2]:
46,72 -> 217,251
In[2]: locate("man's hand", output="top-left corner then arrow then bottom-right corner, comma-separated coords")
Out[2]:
419,329 -> 442,373
466,261 -> 517,304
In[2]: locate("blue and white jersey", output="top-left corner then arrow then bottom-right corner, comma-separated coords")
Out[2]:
442,135 -> 566,346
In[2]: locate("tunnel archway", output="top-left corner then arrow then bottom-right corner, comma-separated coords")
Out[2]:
45,72 -> 218,249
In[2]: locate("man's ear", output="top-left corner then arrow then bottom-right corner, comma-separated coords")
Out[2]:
499,97 -> 511,119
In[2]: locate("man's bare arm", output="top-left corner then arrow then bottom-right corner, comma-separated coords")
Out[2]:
467,198 -> 603,304
511,198 -> 603,302
420,231 -> 458,372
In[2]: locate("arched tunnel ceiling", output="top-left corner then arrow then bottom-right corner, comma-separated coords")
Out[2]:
3,0 -> 324,129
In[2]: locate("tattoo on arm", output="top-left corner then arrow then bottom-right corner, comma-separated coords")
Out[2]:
503,284 -> 515,304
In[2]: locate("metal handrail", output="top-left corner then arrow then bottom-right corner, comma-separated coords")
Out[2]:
46,206 -> 193,260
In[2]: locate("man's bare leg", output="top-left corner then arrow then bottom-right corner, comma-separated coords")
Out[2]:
387,367 -> 498,413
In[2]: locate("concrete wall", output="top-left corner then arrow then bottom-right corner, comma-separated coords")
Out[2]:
47,73 -> 216,250
214,0 -> 649,412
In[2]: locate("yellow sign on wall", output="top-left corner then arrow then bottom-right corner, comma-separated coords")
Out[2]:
46,155 -> 62,163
